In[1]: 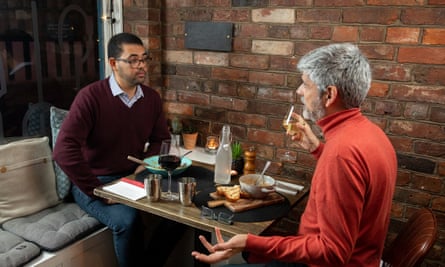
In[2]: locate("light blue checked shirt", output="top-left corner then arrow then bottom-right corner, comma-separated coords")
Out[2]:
109,74 -> 144,108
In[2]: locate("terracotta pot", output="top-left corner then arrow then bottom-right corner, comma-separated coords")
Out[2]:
182,132 -> 198,149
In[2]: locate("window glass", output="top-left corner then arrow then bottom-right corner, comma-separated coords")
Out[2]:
0,0 -> 99,138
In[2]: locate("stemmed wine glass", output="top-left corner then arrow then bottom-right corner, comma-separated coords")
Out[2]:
281,104 -> 299,163
158,139 -> 181,201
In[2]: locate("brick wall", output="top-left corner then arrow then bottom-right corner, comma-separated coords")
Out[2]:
123,1 -> 445,265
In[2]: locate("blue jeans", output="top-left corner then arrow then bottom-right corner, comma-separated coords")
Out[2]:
71,175 -> 144,267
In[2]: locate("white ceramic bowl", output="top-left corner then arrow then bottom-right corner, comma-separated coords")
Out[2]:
239,174 -> 275,199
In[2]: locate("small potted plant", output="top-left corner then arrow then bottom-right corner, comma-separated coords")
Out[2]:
181,120 -> 198,149
231,141 -> 244,176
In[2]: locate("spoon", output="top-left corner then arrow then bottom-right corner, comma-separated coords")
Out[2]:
257,160 -> 271,185
127,155 -> 149,166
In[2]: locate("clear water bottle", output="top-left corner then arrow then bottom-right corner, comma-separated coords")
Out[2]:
214,124 -> 232,184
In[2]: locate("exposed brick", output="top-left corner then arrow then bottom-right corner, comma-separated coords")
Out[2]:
249,71 -> 285,86
423,28 -> 445,45
257,87 -> 294,101
163,50 -> 193,64
165,0 -> 194,7
194,51 -> 229,66
314,0 -> 365,6
430,107 -> 445,123
403,102 -> 429,120
165,101 -> 194,116
270,56 -> 298,72
271,0 -> 312,6
176,65 -> 211,78
233,38 -> 252,52
343,7 -> 399,24
432,197 -> 445,213
390,120 -> 445,142
388,136 -> 413,153
310,26 -> 333,40
332,26 -> 359,42
213,9 -> 250,22
296,9 -> 341,23
374,101 -> 403,116
211,95 -> 248,111
238,84 -> 257,98
247,128 -> 284,147
161,36 -> 182,50
401,8 -> 445,25
218,82 -> 238,96
360,26 -> 385,42
391,84 -> 445,105
386,27 -> 420,44
178,91 -> 210,105
412,173 -> 442,193
237,23 -> 268,38
367,0 -> 425,5
227,112 -> 267,127
212,67 -> 249,82
398,47 -> 445,65
290,25 -> 310,39
252,8 -> 295,23
372,63 -> 411,82
414,141 -> 445,157
287,74 -> 302,89
397,153 -> 437,174
195,0 -> 231,6
368,82 -> 390,97
230,54 -> 269,69
179,8 -> 213,21
195,107 -> 225,121
268,26 -> 291,39
252,40 -> 294,55
413,66 -> 445,86
396,170 -> 411,186
359,44 -> 395,60
393,187 -> 432,206
438,161 -> 445,177
167,76 -> 188,91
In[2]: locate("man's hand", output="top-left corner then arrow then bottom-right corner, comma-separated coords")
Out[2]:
290,113 -> 320,153
191,227 -> 247,264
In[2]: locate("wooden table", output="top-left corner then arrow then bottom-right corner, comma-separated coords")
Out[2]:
93,166 -> 309,237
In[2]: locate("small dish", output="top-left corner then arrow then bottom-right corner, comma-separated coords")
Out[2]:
143,155 -> 192,177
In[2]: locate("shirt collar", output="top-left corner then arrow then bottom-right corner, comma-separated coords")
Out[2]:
109,73 -> 144,98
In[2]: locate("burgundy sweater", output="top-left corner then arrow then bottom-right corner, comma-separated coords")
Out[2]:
246,109 -> 397,267
53,78 -> 170,197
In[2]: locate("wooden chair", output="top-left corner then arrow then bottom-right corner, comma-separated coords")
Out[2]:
381,208 -> 438,267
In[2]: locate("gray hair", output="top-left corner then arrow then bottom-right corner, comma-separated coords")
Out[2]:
297,43 -> 371,108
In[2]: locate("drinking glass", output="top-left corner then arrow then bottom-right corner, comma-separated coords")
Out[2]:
281,104 -> 299,163
159,139 -> 181,200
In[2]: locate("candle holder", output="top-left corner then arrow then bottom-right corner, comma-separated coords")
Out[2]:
205,135 -> 219,154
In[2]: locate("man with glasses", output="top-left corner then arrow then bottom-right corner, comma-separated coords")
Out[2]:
54,32 -> 185,267
192,43 -> 397,267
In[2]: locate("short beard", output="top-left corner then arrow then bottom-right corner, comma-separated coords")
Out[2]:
301,96 -> 326,123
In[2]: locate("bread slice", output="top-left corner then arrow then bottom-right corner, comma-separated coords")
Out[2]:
216,185 -> 241,202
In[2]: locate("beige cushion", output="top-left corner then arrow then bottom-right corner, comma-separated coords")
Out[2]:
0,136 -> 60,224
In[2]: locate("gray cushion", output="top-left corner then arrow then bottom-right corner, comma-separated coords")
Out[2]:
0,229 -> 41,267
50,106 -> 71,199
2,203 -> 102,251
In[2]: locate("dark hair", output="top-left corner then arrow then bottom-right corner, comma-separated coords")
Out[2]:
107,32 -> 144,59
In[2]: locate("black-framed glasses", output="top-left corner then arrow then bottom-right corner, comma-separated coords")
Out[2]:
115,56 -> 151,68
200,206 -> 234,225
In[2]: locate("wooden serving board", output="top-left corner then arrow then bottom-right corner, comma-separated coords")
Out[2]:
208,192 -> 285,213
